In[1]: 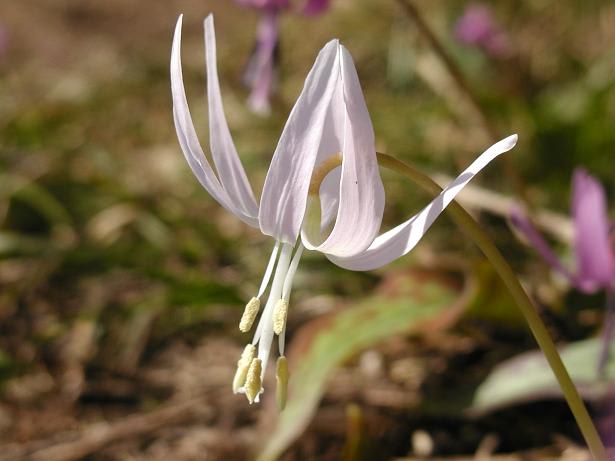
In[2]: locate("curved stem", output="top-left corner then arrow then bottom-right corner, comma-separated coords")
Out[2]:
376,152 -> 607,461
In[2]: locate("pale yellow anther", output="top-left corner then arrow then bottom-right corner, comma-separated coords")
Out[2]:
232,344 -> 256,393
273,299 -> 289,335
276,356 -> 289,411
239,297 -> 260,332
245,358 -> 262,404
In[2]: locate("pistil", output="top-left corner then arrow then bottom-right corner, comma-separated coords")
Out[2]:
253,243 -> 294,368
277,243 -> 305,355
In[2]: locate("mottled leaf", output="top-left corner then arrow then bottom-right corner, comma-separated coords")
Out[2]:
256,269 -> 463,461
471,337 -> 615,415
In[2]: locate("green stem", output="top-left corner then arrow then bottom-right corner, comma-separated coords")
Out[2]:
377,152 -> 608,461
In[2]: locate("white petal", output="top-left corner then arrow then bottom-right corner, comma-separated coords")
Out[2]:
171,15 -> 258,227
302,45 -> 385,257
204,15 -> 259,218
318,165 -> 341,229
259,40 -> 341,244
328,135 -> 518,271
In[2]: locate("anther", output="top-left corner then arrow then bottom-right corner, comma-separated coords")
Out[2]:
239,297 -> 260,332
273,299 -> 289,335
232,344 -> 256,393
276,356 -> 289,410
245,358 -> 263,404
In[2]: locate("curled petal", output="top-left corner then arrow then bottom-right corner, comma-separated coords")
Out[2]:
328,135 -> 518,271
259,40 -> 341,244
204,15 -> 259,218
302,45 -> 385,258
572,168 -> 615,291
171,15 -> 258,227
318,166 -> 341,230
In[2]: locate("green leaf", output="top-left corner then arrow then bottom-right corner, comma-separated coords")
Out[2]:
256,270 -> 459,461
471,338 -> 615,415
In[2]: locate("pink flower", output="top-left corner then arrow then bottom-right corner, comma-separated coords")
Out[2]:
511,169 -> 615,376
235,0 -> 291,11
171,15 -> 517,401
454,3 -> 511,58
236,0 -> 331,114
511,169 -> 614,294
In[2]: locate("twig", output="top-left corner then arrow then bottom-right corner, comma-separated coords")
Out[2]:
396,0 -> 498,141
377,152 -> 609,461
395,0 -> 528,202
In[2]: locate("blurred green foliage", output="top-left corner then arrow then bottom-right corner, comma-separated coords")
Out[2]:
0,0 -> 613,402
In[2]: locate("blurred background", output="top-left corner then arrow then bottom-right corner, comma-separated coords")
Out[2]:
0,0 -> 614,460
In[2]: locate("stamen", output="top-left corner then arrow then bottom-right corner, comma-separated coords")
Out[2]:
273,299 -> 288,335
277,244 -> 305,355
239,241 -> 281,334
245,358 -> 262,404
282,244 -> 304,300
257,241 -> 281,298
276,355 -> 289,410
239,297 -> 260,332
278,325 -> 287,355
253,243 -> 294,380
232,344 -> 256,393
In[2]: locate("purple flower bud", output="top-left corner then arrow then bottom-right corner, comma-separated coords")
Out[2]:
236,0 -> 331,115
511,169 -> 615,376
454,3 -> 511,58
303,0 -> 330,16
244,11 -> 279,115
510,169 -> 615,294
235,0 -> 291,11
571,168 -> 615,292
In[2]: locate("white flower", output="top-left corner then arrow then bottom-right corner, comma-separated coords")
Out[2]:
171,14 -> 518,404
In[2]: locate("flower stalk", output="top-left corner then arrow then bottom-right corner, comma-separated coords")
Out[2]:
378,153 -> 609,461
309,151 -> 609,460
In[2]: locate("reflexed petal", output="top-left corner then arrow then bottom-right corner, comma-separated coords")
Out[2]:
171,15 -> 258,227
571,168 -> 615,291
328,135 -> 518,271
259,40 -> 341,244
510,207 -> 577,285
204,15 -> 259,218
318,166 -> 341,229
302,45 -> 385,257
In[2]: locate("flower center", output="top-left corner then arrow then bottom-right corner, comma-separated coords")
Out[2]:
233,154 -> 340,406
233,241 -> 303,407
